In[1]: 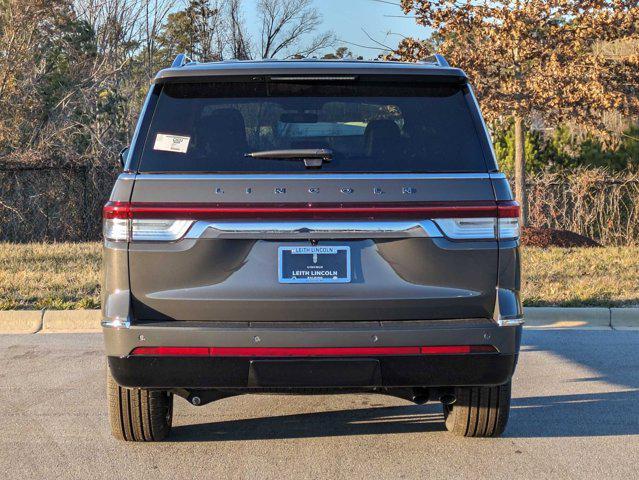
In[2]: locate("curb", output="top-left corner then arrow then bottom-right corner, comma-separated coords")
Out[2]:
0,310 -> 44,334
524,307 -> 611,330
1,308 -> 638,333
41,310 -> 102,333
610,308 -> 639,330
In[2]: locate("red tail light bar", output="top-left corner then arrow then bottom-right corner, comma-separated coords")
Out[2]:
103,201 -> 520,220
103,201 -> 520,242
130,345 -> 497,357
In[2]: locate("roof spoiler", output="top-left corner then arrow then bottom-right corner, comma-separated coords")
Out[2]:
423,54 -> 450,68
171,53 -> 195,68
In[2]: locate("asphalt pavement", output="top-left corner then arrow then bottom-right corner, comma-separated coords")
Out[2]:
1,330 -> 638,480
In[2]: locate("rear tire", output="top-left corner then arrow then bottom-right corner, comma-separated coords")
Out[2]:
107,367 -> 173,441
442,382 -> 511,437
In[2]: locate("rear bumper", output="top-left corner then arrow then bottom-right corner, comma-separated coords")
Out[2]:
104,319 -> 521,389
108,353 -> 518,389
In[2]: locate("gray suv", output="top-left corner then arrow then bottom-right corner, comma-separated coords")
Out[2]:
103,54 -> 523,441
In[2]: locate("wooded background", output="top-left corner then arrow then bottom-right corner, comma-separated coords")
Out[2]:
1,0 -> 638,243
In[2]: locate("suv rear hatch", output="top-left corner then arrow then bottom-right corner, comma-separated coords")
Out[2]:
110,75 -> 516,322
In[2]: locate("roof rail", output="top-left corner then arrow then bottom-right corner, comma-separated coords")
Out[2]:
424,54 -> 450,68
171,53 -> 194,68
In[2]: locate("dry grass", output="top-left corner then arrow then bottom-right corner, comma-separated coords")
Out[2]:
0,243 -> 637,310
521,247 -> 639,307
0,242 -> 101,310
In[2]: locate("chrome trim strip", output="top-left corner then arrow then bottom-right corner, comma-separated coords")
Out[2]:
102,317 -> 131,329
496,317 -> 524,327
489,172 -> 506,180
135,173 -> 493,181
184,220 -> 443,239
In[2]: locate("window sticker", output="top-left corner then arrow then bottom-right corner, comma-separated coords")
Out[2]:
153,133 -> 190,153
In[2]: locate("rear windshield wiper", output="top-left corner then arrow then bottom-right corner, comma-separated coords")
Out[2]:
244,149 -> 333,168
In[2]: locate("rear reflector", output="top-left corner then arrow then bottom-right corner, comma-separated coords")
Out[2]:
208,347 -> 421,356
129,345 -> 497,357
130,347 -> 210,356
419,345 -> 496,354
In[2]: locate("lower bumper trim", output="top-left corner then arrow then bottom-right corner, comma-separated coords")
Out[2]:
103,320 -> 522,357
108,353 -> 517,389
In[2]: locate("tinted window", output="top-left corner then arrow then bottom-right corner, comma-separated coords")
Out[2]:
138,80 -> 488,173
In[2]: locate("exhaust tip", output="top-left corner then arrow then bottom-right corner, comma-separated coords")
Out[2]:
440,394 -> 456,406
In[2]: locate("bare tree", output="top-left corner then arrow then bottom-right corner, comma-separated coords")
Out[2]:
228,0 -> 251,59
141,0 -> 174,76
258,0 -> 334,59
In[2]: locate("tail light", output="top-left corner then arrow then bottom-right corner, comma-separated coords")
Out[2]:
496,201 -> 521,240
103,200 -> 519,242
433,201 -> 520,240
103,202 -> 193,242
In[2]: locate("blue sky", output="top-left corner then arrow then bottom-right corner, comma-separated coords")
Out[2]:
242,0 -> 429,59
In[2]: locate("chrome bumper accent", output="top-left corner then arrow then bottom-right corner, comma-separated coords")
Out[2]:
102,317 -> 131,329
184,219 -> 443,240
496,316 -> 524,327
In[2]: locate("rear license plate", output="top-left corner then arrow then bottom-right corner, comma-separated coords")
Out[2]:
278,246 -> 351,283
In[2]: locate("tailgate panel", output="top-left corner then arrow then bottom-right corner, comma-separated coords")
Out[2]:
131,238 -> 497,321
128,173 -> 499,323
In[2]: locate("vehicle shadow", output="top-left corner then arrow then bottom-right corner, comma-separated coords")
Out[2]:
504,330 -> 639,438
171,330 -> 639,442
170,386 -> 639,442
506,389 -> 639,438
170,404 -> 446,442
521,330 -> 639,391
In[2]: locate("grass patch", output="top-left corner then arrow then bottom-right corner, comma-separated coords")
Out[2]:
521,247 -> 639,307
0,242 -> 101,310
1,243 -> 637,309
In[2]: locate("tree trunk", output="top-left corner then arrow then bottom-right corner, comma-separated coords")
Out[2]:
513,116 -> 527,226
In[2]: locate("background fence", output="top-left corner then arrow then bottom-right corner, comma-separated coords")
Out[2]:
0,166 -> 119,242
525,169 -> 639,246
1,167 -> 638,245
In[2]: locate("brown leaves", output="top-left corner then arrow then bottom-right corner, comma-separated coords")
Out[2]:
394,1 -> 639,134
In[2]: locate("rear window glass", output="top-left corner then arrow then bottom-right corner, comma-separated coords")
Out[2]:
138,80 -> 488,173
